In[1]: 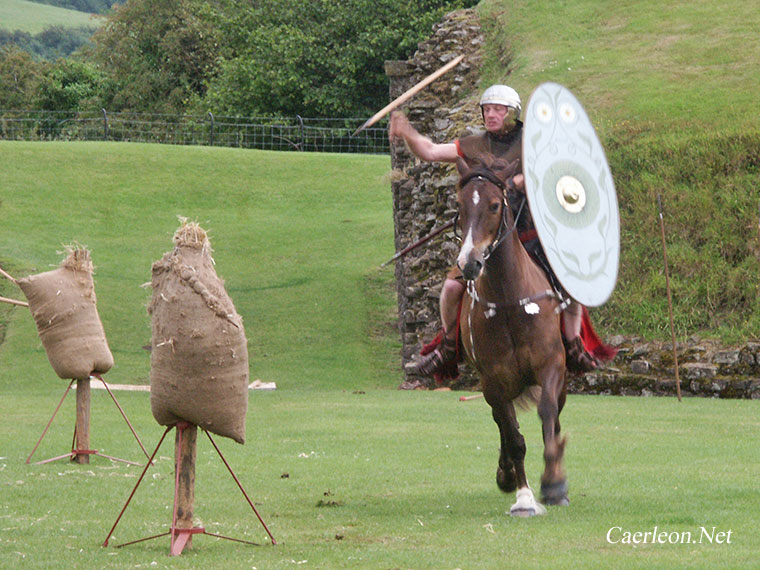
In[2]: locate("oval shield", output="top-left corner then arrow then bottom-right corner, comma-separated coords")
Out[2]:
522,82 -> 619,307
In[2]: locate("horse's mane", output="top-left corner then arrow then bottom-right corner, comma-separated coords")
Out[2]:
457,154 -> 519,192
459,166 -> 506,192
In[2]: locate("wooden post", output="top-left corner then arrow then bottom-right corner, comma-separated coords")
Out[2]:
657,194 -> 682,402
74,378 -> 91,464
172,423 -> 198,556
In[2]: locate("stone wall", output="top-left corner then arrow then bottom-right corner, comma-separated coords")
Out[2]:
572,337 -> 760,399
387,8 -> 486,389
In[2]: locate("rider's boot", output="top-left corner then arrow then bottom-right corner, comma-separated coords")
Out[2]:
405,334 -> 458,377
563,335 -> 598,374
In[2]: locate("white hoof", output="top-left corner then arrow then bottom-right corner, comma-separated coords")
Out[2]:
509,487 -> 546,517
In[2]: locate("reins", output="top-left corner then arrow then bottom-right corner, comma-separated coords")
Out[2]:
457,167 -> 569,319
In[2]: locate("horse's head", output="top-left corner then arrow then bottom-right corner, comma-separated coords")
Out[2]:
455,156 -> 519,281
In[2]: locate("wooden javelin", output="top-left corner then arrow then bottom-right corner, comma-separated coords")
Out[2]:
0,267 -> 27,306
0,295 -> 28,307
381,220 -> 455,267
352,54 -> 465,136
0,266 -> 17,283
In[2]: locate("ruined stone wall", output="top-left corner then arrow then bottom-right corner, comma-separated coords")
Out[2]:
573,337 -> 760,399
386,8 -> 485,389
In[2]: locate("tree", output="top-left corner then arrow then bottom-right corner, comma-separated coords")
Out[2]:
89,0 -> 222,113
35,59 -> 104,112
199,0 -> 476,118
0,46 -> 44,109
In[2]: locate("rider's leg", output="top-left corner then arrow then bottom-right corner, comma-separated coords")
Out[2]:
562,300 -> 597,372
561,300 -> 582,340
405,277 -> 465,377
440,277 -> 465,341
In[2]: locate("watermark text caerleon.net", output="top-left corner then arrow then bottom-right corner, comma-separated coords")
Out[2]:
606,526 -> 732,545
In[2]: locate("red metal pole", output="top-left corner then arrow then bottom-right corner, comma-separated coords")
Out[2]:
204,429 -> 277,545
103,426 -> 172,547
93,373 -> 151,460
27,381 -> 74,463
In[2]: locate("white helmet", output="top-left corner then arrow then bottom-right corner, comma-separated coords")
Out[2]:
480,84 -> 521,118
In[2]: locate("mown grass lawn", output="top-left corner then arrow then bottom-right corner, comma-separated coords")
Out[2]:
2,142 -> 758,569
1,389 -> 758,569
0,141 -> 398,392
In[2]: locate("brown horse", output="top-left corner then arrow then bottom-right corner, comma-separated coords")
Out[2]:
455,156 -> 569,516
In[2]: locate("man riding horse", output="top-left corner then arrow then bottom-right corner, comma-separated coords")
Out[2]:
389,84 -> 605,379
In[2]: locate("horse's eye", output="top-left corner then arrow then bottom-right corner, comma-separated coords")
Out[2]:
489,202 -> 500,213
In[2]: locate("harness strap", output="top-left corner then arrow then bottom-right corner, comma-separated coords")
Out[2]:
459,166 -> 568,318
482,192 -> 526,261
468,280 -> 563,319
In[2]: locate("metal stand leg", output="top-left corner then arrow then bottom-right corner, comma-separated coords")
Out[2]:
26,375 -> 149,466
103,423 -> 277,554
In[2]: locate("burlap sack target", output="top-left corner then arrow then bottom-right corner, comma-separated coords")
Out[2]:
17,246 -> 113,381
148,220 -> 248,444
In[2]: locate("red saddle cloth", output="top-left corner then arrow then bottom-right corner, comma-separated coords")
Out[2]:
574,307 -> 619,362
419,304 -> 617,385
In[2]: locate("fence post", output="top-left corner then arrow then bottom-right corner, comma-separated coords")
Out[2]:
208,112 -> 214,147
102,108 -> 108,141
296,115 -> 304,151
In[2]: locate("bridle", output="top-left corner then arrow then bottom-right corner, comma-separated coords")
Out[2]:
455,167 -> 567,321
455,167 -> 526,262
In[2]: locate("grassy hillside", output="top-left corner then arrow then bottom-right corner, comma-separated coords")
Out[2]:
480,0 -> 760,130
0,142 -> 399,391
0,0 -> 100,33
479,0 -> 760,342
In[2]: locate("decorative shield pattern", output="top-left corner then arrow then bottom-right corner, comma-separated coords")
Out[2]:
523,82 -> 620,307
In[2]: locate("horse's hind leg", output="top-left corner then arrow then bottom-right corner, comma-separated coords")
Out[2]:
538,371 -> 570,506
491,397 -> 546,517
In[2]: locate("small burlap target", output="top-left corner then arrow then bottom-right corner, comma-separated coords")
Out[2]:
148,220 -> 249,444
16,246 -> 113,381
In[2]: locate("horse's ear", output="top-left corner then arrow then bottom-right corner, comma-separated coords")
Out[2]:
456,157 -> 470,177
492,158 -> 521,183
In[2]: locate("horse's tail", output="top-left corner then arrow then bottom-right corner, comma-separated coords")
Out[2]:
514,384 -> 542,411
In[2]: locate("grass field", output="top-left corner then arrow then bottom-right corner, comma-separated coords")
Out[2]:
0,141 -> 397,392
478,0 -> 760,342
1,390 -> 758,569
0,0 -> 101,33
481,0 -> 760,131
1,141 -> 758,568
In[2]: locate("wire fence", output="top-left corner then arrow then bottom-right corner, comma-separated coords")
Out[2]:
0,109 -> 391,155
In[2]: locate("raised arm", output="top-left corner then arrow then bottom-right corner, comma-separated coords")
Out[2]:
388,111 -> 459,163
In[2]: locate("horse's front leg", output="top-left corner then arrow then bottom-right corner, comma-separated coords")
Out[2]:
487,390 -> 546,517
537,367 -> 570,506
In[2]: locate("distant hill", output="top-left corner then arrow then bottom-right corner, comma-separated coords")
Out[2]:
0,0 -> 102,34
24,0 -> 116,14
